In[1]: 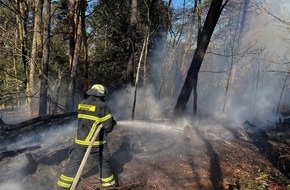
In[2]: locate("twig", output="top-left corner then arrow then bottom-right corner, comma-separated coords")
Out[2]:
278,155 -> 290,159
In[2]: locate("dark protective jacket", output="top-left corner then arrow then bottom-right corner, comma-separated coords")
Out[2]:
74,95 -> 116,146
56,95 -> 116,190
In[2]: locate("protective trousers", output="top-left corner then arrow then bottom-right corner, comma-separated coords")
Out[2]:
56,144 -> 116,189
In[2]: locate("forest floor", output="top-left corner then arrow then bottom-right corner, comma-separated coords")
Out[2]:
0,112 -> 290,190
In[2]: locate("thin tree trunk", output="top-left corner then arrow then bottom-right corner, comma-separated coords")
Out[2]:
222,16 -> 238,112
65,0 -> 83,111
68,0 -> 76,71
127,0 -> 138,85
180,7 -> 196,76
132,36 -> 147,120
64,0 -> 77,111
173,0 -> 228,117
143,0 -> 154,87
223,1 -> 250,112
197,0 -> 202,38
143,28 -> 150,87
239,0 -> 250,39
52,70 -> 63,114
81,0 -> 88,99
193,0 -> 202,113
13,31 -> 19,108
38,0 -> 50,116
29,0 -> 43,116
222,58 -> 236,112
16,0 -> 29,106
276,76 -> 287,115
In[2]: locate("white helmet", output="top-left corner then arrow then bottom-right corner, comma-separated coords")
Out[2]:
86,84 -> 108,97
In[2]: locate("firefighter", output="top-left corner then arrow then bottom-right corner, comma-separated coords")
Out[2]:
56,84 -> 117,190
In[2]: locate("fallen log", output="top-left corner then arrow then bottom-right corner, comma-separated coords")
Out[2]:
0,145 -> 41,161
0,112 -> 77,135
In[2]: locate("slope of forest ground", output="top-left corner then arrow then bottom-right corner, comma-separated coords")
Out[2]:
0,111 -> 290,190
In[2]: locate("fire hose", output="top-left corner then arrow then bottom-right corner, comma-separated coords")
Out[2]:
70,124 -> 103,190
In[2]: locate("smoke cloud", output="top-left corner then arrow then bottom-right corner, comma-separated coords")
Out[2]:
0,182 -> 22,190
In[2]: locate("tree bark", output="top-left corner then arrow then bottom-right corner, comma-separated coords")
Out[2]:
173,0 -> 227,117
65,0 -> 83,111
38,0 -> 50,116
276,76 -> 288,115
81,0 -> 88,99
127,0 -> 138,85
16,0 -> 29,102
52,70 -> 63,114
143,0 -> 155,86
0,112 -> 77,134
222,0 -> 250,112
132,35 -> 147,120
28,0 -> 43,116
68,0 -> 76,71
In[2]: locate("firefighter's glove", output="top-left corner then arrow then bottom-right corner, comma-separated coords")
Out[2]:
105,127 -> 113,134
112,119 -> 117,126
104,119 -> 117,134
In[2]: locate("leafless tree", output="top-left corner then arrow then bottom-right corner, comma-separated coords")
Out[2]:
38,0 -> 50,116
173,0 -> 229,117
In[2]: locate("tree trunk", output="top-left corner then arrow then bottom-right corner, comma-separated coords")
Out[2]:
16,0 -> 29,104
28,0 -> 43,116
68,0 -> 76,71
81,0 -> 88,99
0,112 -> 77,134
193,0 -> 202,113
65,0 -> 83,111
222,59 -> 236,112
127,0 -> 138,85
132,36 -> 147,120
222,1 -> 250,112
166,0 -> 172,33
52,70 -> 63,114
252,54 -> 261,115
38,0 -> 50,116
143,29 -> 150,86
143,0 -> 154,87
173,0 -> 227,117
13,30 -> 19,107
180,24 -> 195,75
238,0 -> 250,39
276,76 -> 288,115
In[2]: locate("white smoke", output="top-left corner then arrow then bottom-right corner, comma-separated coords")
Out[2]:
0,182 -> 22,190
0,121 -> 77,190
108,84 -> 174,121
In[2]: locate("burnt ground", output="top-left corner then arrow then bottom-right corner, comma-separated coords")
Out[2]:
0,116 -> 290,190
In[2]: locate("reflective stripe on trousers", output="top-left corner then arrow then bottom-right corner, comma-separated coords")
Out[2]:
101,174 -> 116,187
56,144 -> 115,189
57,174 -> 74,189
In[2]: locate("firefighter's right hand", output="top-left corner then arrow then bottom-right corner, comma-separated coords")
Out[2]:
112,119 -> 117,126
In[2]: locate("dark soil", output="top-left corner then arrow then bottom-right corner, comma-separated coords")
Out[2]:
0,116 -> 289,190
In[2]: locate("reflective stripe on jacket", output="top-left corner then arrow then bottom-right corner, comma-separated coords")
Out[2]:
74,96 -> 114,146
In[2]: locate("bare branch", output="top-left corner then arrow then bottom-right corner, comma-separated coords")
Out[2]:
199,70 -> 227,73
263,4 -> 290,26
262,70 -> 290,74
